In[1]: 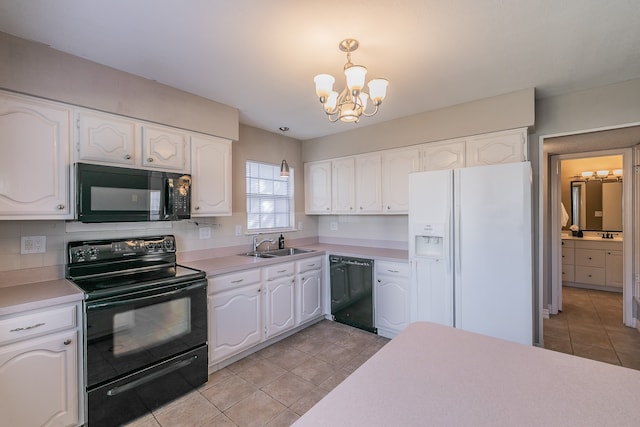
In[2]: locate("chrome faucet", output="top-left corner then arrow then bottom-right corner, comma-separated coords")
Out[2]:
253,236 -> 275,252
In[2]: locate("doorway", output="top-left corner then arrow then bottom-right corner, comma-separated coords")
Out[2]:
543,125 -> 638,333
552,152 -> 626,316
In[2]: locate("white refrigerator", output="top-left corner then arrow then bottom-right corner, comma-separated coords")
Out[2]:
408,162 -> 532,345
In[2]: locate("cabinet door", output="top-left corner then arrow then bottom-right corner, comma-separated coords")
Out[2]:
141,124 -> 189,171
209,283 -> 262,363
421,138 -> 466,171
376,274 -> 410,336
375,261 -> 410,337
355,153 -> 382,213
0,330 -> 78,427
466,128 -> 526,166
297,269 -> 322,324
382,146 -> 421,213
332,157 -> 355,213
264,277 -> 296,338
76,110 -> 136,165
305,161 -> 332,214
0,94 -> 71,218
191,135 -> 232,216
605,250 -> 623,289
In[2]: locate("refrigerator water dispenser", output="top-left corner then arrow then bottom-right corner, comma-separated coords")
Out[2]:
413,223 -> 446,258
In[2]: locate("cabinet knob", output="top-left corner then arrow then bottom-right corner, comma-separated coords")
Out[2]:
360,206 -> 363,210
147,157 -> 154,162
124,154 -> 132,160
56,204 -> 65,210
588,257 -> 592,260
387,206 -> 391,210
326,207 -> 330,211
63,339 -> 72,345
195,206 -> 200,210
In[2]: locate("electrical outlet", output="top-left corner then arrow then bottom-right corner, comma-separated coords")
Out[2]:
235,225 -> 243,236
330,222 -> 338,231
298,221 -> 304,230
199,227 -> 211,239
21,236 -> 46,254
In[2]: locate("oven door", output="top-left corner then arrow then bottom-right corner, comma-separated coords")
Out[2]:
85,278 -> 208,389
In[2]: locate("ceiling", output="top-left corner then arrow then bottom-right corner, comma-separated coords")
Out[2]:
1,1 -> 640,141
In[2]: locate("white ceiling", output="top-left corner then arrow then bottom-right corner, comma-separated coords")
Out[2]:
1,0 -> 640,140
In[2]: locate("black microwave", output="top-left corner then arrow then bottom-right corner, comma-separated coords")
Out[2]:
76,163 -> 191,223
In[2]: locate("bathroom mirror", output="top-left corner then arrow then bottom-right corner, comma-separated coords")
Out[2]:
570,180 -> 622,231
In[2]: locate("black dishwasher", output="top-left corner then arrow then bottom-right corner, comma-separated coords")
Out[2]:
329,255 -> 376,333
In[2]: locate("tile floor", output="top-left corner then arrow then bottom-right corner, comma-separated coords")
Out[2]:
543,286 -> 640,369
126,320 -> 389,427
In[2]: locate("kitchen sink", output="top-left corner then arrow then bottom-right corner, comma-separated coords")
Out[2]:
240,248 -> 315,258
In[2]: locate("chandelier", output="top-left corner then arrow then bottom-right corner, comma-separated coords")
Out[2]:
314,39 -> 389,123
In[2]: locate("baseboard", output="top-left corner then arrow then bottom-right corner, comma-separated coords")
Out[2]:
542,308 -> 550,319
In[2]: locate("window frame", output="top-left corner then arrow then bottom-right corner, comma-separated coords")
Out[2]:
245,160 -> 295,233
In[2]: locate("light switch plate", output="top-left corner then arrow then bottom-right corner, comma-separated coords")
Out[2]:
21,236 -> 46,254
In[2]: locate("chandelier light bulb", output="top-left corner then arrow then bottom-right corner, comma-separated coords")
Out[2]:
314,74 -> 335,100
344,65 -> 367,92
368,78 -> 389,104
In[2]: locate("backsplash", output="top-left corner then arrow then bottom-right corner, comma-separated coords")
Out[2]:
0,212 -> 319,286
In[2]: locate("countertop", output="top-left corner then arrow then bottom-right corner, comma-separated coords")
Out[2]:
294,322 -> 640,427
0,279 -> 84,317
562,235 -> 623,242
183,243 -> 409,277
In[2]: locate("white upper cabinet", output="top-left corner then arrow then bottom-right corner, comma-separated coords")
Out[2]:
382,146 -> 421,213
355,153 -> 382,213
0,92 -> 72,219
422,138 -> 466,171
305,160 -> 332,214
466,128 -> 527,166
303,127 -> 528,216
141,124 -> 189,172
76,110 -> 136,165
191,134 -> 232,216
332,157 -> 356,213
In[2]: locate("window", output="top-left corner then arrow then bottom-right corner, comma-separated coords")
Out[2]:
246,160 -> 294,232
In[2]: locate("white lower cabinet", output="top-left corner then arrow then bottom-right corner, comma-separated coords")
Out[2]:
375,261 -> 410,338
295,256 -> 323,324
263,263 -> 296,338
208,258 -> 325,368
208,269 -> 262,364
0,303 -> 81,427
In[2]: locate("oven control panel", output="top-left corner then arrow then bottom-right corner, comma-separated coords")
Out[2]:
68,235 -> 176,263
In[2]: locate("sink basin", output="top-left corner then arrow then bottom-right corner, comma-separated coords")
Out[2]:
241,251 -> 278,258
240,248 -> 314,258
263,248 -> 314,256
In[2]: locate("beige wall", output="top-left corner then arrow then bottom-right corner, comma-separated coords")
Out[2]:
302,88 -> 535,161
0,31 -> 239,140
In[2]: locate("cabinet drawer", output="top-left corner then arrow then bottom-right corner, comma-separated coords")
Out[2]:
0,305 -> 77,345
210,268 -> 261,294
574,249 -> 605,267
575,267 -> 605,286
561,239 -> 575,248
264,262 -> 295,281
296,256 -> 323,274
561,247 -> 574,265
562,265 -> 575,282
376,261 -> 409,277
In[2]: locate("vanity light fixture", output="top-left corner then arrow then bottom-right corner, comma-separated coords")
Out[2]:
581,171 -> 594,179
596,169 -> 609,177
613,168 -> 623,176
314,39 -> 389,123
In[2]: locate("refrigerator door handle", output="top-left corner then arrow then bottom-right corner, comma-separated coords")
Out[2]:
455,201 -> 461,276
